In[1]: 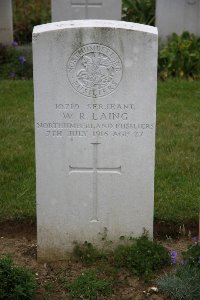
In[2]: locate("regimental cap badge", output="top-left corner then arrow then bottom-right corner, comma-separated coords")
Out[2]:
67,44 -> 123,98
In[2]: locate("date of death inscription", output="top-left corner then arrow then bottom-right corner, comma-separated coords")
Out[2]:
36,103 -> 154,138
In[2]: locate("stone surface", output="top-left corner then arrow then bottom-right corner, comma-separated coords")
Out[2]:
51,0 -> 121,21
0,0 -> 13,45
33,20 -> 158,261
156,0 -> 200,42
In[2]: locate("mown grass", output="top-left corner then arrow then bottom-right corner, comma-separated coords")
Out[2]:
0,80 -> 199,222
155,80 -> 200,222
0,81 -> 35,221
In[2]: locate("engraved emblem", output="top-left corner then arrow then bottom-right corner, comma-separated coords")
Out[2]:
67,44 -> 123,98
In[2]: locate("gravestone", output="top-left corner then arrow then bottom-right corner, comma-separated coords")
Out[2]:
33,20 -> 158,261
51,0 -> 121,21
0,0 -> 13,45
156,0 -> 200,42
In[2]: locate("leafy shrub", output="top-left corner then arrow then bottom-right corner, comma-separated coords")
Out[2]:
13,0 -> 51,44
114,235 -> 170,281
157,265 -> 200,300
182,244 -> 200,267
0,256 -> 37,300
73,241 -> 107,264
158,32 -> 200,80
0,44 -> 8,64
122,0 -> 155,25
68,270 -> 112,299
0,44 -> 32,79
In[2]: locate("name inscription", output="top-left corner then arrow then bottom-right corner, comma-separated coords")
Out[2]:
36,102 -> 154,139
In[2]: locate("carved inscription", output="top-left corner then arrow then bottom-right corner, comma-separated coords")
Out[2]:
67,44 -> 122,98
36,102 -> 154,139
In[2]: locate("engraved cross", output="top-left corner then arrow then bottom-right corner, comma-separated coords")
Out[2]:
69,142 -> 121,222
71,0 -> 103,18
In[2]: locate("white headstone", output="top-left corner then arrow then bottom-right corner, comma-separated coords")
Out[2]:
33,20 -> 158,261
51,0 -> 121,21
156,0 -> 200,41
0,0 -> 13,45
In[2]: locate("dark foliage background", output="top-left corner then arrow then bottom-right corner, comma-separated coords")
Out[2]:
12,0 -> 155,44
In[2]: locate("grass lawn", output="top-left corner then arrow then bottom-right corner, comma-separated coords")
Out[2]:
0,81 -> 35,221
155,80 -> 200,222
0,80 -> 199,223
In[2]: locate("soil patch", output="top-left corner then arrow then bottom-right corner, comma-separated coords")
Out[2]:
154,219 -> 198,239
0,220 -> 197,299
0,233 -> 178,300
0,219 -> 36,239
0,219 -> 198,240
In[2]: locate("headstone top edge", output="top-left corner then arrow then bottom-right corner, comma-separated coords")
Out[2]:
33,20 -> 158,35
